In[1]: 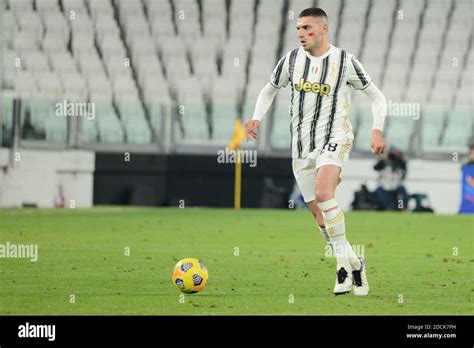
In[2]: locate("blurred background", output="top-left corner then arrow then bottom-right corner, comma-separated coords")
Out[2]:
1,0 -> 473,214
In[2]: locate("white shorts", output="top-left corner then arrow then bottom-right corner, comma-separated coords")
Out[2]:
292,139 -> 353,203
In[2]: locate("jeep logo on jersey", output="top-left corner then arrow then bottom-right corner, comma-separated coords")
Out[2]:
294,78 -> 331,96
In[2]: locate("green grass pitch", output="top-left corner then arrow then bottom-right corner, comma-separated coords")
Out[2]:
0,207 -> 472,315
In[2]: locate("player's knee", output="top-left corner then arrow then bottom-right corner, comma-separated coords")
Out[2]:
315,190 -> 333,204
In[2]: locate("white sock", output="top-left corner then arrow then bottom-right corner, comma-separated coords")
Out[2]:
318,226 -> 334,254
318,200 -> 361,271
318,226 -> 331,244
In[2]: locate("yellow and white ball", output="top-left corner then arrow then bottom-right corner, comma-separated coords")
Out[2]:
172,258 -> 209,293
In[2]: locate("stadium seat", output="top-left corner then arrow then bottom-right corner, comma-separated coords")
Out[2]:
79,116 -> 98,143
420,106 -> 446,151
62,0 -> 88,13
94,14 -> 120,43
88,75 -> 113,101
165,57 -> 192,89
245,81 -> 268,107
4,11 -> 16,49
16,11 -> 44,43
212,103 -> 239,142
210,77 -> 241,141
142,75 -> 169,102
176,21 -> 201,47
455,70 -> 472,109
70,12 -> 94,39
88,0 -> 114,21
441,109 -> 473,148
202,0 -> 226,20
173,76 -> 209,141
78,53 -> 106,78
271,95 -> 291,150
72,33 -> 95,58
251,40 -> 279,63
3,69 -> 15,91
42,10 -> 69,43
144,100 -> 165,138
124,118 -> 152,145
23,51 -> 50,74
151,16 -> 175,40
385,114 -> 415,153
338,0 -> 367,54
50,52 -> 78,75
289,0 -> 315,12
124,17 -> 150,48
405,81 -> 429,103
354,105 -> 373,152
61,73 -> 87,101
159,38 -> 188,67
45,116 -> 68,144
2,91 -> 15,131
97,118 -> 125,144
130,36 -> 156,61
105,56 -> 133,83
43,31 -> 68,54
398,0 -> 425,13
14,31 -> 39,55
91,101 -> 124,144
177,102 -> 209,141
9,0 -> 32,13
229,0 -> 255,17
15,71 -> 37,97
383,79 -> 405,101
99,33 -> 126,63
202,18 -> 226,50
193,57 -> 219,90
146,0 -> 173,22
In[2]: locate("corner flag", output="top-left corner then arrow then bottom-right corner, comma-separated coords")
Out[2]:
229,119 -> 246,209
228,118 -> 246,151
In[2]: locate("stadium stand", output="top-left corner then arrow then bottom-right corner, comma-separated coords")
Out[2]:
2,0 -> 473,155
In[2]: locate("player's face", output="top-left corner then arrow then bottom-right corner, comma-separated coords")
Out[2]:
296,16 -> 327,51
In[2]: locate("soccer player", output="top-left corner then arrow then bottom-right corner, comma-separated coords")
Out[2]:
245,8 -> 387,296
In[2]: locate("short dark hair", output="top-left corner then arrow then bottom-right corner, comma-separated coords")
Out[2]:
299,7 -> 328,20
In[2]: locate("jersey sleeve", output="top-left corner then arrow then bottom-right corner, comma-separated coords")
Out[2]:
347,56 -> 372,90
269,53 -> 290,89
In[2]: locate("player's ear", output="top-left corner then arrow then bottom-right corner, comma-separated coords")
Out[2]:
321,22 -> 328,34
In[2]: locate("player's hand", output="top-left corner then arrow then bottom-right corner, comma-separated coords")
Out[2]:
370,129 -> 387,155
245,120 -> 261,140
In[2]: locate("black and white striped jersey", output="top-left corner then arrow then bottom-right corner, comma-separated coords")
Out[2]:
270,45 -> 372,159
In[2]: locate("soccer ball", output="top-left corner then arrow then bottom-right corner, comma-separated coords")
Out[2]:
172,258 -> 208,293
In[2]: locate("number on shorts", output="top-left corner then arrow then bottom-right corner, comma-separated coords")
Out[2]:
321,143 -> 338,153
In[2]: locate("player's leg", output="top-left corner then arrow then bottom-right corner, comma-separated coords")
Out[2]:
315,138 -> 369,296
315,165 -> 355,294
316,164 -> 368,295
292,159 -> 331,246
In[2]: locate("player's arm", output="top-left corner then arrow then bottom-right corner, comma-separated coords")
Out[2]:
362,82 -> 387,155
245,83 -> 279,140
245,54 -> 290,140
347,56 -> 387,154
